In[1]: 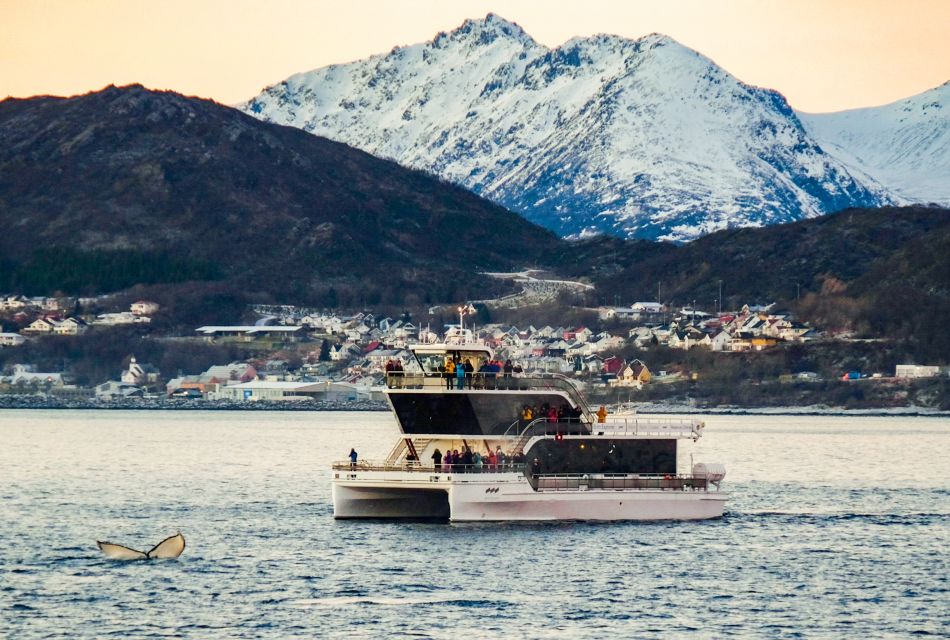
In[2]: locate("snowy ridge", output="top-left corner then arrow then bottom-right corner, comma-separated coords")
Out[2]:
799,82 -> 950,206
244,13 -> 893,241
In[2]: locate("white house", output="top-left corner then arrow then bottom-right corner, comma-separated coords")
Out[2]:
710,330 -> 733,352
212,380 -> 376,402
0,295 -> 28,311
130,300 -> 160,316
121,356 -> 161,385
23,318 -> 56,334
9,364 -> 64,387
0,332 -> 26,347
96,381 -> 143,399
96,312 -> 150,326
330,343 -> 361,362
195,325 -> 302,342
895,365 -> 942,379
52,317 -> 88,336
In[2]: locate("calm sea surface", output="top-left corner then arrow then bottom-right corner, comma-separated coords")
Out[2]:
1,409 -> 948,638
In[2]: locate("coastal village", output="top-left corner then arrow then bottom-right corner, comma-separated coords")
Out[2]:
0,293 -> 944,405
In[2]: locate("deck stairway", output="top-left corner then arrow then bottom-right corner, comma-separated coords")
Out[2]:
384,437 -> 432,465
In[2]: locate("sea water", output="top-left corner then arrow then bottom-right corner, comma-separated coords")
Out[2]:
1,410 -> 948,638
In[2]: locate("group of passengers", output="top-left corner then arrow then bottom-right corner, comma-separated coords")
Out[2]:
430,446 -> 527,472
384,359 -> 404,388
441,357 -> 523,390
520,402 -> 582,427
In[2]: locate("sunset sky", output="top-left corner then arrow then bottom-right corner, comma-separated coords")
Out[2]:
2,0 -> 948,113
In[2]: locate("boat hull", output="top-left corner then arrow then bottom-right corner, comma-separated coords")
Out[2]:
332,471 -> 727,522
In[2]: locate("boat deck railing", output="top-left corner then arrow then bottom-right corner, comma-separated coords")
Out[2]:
333,461 -> 528,474
387,371 -> 581,392
532,473 -> 709,491
596,417 -> 704,440
332,463 -> 714,491
503,416 -> 703,440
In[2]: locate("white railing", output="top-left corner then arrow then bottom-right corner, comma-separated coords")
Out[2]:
533,472 -> 713,491
333,461 -> 527,474
594,417 -> 704,440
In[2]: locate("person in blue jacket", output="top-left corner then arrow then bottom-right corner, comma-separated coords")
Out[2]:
456,358 -> 466,389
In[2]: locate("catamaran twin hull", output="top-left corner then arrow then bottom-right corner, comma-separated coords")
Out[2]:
332,469 -> 727,522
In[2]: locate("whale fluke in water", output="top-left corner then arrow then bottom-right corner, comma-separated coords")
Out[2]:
97,533 -> 185,560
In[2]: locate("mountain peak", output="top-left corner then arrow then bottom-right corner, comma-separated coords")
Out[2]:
243,17 -> 896,241
442,13 -> 535,47
637,32 -> 679,47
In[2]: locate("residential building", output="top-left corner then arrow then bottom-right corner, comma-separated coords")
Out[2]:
52,317 -> 88,336
0,332 -> 26,347
96,312 -> 150,325
130,300 -> 160,316
22,318 -> 56,334
121,356 -> 161,386
895,365 -> 942,379
196,326 -> 303,342
96,381 -> 144,399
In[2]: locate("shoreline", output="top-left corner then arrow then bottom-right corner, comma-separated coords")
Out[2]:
0,395 -> 946,417
0,395 -> 388,412
620,404 -> 950,417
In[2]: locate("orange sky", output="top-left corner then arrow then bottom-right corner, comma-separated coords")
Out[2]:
1,0 -> 948,113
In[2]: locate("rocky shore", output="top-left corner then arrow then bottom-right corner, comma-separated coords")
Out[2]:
0,394 -> 388,412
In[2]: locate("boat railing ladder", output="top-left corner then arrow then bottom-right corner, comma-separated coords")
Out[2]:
384,439 -> 409,465
547,373 -> 597,425
506,417 -> 582,456
385,437 -> 433,465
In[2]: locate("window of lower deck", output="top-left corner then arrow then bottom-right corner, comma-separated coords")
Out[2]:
529,439 -> 676,475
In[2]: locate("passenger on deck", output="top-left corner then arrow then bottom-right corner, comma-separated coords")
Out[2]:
521,405 -> 533,427
477,360 -> 489,389
531,457 -> 541,478
349,448 -> 358,469
487,359 -> 500,389
456,359 -> 465,390
431,448 -> 443,471
384,359 -> 394,387
463,359 -> 474,389
461,447 -> 474,469
487,449 -> 497,470
393,359 -> 403,388
473,451 -> 483,471
495,446 -> 506,468
445,359 -> 456,390
547,406 -> 558,423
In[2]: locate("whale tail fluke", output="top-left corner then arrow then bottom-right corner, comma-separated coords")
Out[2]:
97,533 -> 185,560
146,532 -> 186,559
96,541 -> 148,560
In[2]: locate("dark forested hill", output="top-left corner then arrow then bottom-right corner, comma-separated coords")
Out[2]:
565,206 -> 950,308
0,84 -> 559,306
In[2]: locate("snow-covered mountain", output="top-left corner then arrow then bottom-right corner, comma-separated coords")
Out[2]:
799,81 -> 950,206
243,14 -> 892,241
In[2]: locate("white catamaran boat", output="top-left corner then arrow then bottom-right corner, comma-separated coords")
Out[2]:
332,328 -> 727,521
